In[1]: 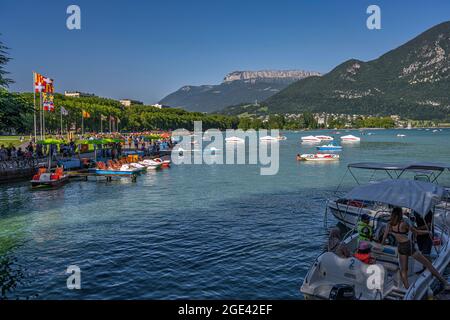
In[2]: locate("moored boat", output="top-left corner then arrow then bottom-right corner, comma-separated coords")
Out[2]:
302,180 -> 450,300
301,136 -> 321,143
31,166 -> 69,189
139,159 -> 163,170
328,162 -> 450,229
225,136 -> 245,143
341,135 -> 361,142
315,135 -> 334,141
299,153 -> 340,161
316,144 -> 343,151
259,136 -> 278,142
153,157 -> 171,168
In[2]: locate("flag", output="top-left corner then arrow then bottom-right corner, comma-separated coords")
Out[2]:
34,72 -> 45,93
61,106 -> 69,116
109,115 -> 115,121
82,110 -> 91,118
101,114 -> 107,121
117,117 -> 121,124
34,72 -> 54,93
43,77 -> 54,93
42,93 -> 55,112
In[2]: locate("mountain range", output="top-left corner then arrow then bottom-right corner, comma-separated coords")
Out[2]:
222,21 -> 450,120
159,70 -> 321,112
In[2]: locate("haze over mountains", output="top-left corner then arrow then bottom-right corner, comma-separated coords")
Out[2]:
159,70 -> 321,112
222,21 -> 450,120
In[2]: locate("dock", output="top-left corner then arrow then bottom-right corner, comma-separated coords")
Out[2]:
67,170 -> 139,182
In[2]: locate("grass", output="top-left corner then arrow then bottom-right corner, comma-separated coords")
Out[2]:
0,136 -> 23,147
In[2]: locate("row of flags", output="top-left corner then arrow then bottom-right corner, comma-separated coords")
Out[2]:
33,71 -> 120,123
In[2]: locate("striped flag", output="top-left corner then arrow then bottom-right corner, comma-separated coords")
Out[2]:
42,93 -> 55,112
61,106 -> 69,116
34,72 -> 54,93
82,110 -> 91,118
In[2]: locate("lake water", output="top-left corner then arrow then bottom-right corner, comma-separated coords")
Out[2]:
1,129 -> 450,299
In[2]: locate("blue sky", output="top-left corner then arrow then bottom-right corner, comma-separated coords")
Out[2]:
1,0 -> 449,103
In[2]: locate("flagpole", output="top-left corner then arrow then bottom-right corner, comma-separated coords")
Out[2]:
109,116 -> 111,133
43,95 -> 46,139
82,112 -> 84,136
60,107 -> 63,135
100,117 -> 103,134
39,92 -> 43,140
33,73 -> 37,142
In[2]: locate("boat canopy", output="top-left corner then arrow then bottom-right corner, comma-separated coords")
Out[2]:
348,162 -> 450,172
344,179 -> 447,217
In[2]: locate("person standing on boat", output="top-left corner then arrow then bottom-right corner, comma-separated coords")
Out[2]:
381,207 -> 450,291
357,214 -> 373,243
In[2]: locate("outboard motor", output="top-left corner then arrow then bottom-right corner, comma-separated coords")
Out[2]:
329,284 -> 356,300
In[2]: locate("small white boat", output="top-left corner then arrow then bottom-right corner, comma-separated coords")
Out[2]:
259,136 -> 278,142
139,159 -> 162,170
341,135 -> 361,142
397,134 -> 406,137
315,135 -> 334,141
225,136 -> 245,143
301,136 -> 321,143
277,136 -> 287,141
208,147 -> 221,153
299,154 -> 340,161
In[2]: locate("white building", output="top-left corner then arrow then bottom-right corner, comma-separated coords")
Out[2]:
64,91 -> 96,98
120,99 -> 144,107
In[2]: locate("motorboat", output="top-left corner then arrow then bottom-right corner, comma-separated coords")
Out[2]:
301,136 -> 321,143
302,179 -> 450,300
153,157 -> 171,168
139,159 -> 163,170
31,166 -> 69,189
259,136 -> 278,142
299,154 -> 340,161
341,135 -> 361,142
315,135 -> 334,141
397,134 -> 406,137
327,162 -> 450,229
225,136 -> 245,143
277,135 -> 287,141
316,144 -> 343,151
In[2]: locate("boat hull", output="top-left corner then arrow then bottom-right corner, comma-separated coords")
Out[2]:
31,176 -> 69,189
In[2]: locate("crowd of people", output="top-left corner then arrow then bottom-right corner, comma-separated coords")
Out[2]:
0,131 -> 174,164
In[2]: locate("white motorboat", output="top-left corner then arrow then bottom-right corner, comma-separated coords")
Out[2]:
299,153 -> 340,161
302,179 -> 450,300
301,135 -> 321,143
315,135 -> 334,141
328,162 -> 450,229
341,135 -> 361,142
139,159 -> 162,170
225,136 -> 245,143
259,136 -> 278,142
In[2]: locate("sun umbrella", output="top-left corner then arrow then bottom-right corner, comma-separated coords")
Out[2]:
37,138 -> 65,145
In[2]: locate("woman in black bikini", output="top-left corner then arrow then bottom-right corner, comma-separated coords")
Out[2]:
381,207 -> 450,290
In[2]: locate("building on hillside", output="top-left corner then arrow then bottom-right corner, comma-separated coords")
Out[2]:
64,91 -> 96,98
120,99 -> 144,107
151,103 -> 171,109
